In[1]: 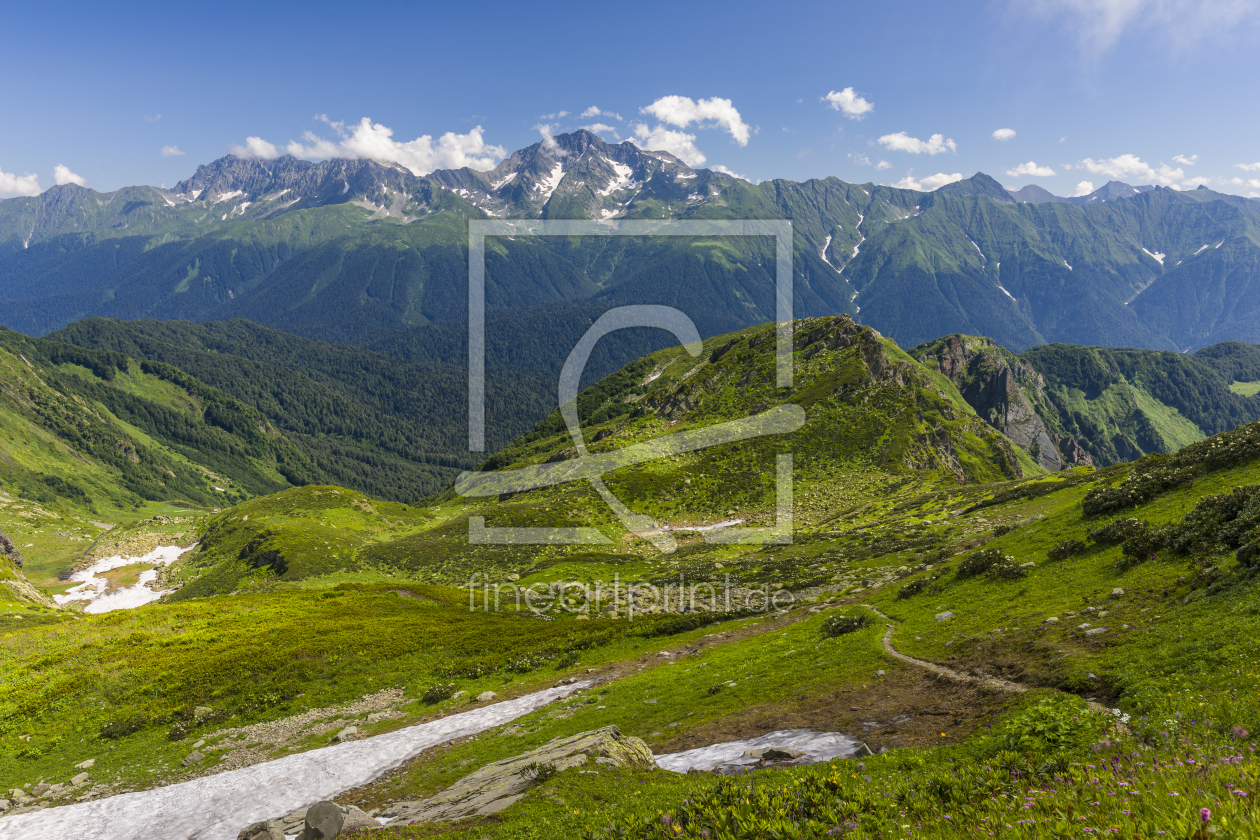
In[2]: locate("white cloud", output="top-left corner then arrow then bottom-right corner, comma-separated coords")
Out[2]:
0,166 -> 41,197
892,171 -> 964,191
1236,162 -> 1260,171
1173,153 -> 1198,165
236,117 -> 507,174
630,124 -> 705,166
534,123 -> 561,151
540,111 -> 570,119
992,128 -> 1017,141
1073,180 -> 1096,196
876,160 -> 893,170
580,106 -> 622,121
143,114 -> 161,122
161,145 -> 186,157
878,132 -> 957,155
848,153 -> 871,166
231,136 -> 282,159
1006,161 -> 1056,177
640,96 -> 751,146
711,164 -> 750,181
581,123 -> 621,140
1079,153 -> 1183,185
1011,0 -> 1260,53
1181,176 -> 1212,187
53,165 -> 86,186
822,88 -> 874,120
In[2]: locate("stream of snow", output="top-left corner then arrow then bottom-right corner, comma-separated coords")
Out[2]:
0,682 -> 592,840
53,545 -> 194,613
655,729 -> 863,773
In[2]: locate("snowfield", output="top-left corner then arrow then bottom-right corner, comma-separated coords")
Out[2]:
0,683 -> 591,840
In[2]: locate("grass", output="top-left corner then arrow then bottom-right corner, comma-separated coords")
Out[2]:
0,582 -> 758,794
1231,381 -> 1260,397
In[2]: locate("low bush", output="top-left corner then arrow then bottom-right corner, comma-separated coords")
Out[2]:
421,682 -> 457,704
821,613 -> 871,637
957,547 -> 1006,577
986,560 -> 1029,581
1047,539 -> 1086,560
896,578 -> 928,599
1087,518 -> 1150,545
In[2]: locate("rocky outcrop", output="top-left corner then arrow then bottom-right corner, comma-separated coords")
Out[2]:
238,801 -> 378,840
380,725 -> 655,826
1,529 -> 24,568
1,530 -> 57,608
913,335 -> 1093,472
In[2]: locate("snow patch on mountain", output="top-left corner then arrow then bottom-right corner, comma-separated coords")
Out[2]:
536,162 -> 564,204
1142,247 -> 1165,265
597,160 -> 634,197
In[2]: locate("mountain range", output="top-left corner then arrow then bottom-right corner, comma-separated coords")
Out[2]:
4,130 -> 1260,361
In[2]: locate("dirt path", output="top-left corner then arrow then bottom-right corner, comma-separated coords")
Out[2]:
861,604 -> 1028,694
860,604 -> 1122,718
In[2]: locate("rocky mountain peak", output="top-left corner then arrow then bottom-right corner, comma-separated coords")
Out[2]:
935,173 -> 1015,204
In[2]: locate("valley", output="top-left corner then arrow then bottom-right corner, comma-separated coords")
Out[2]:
1,312 -> 1257,839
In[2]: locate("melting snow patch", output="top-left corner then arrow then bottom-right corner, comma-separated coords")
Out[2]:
212,190 -> 243,205
1064,260 -> 1073,270
1142,247 -> 1166,265
535,162 -> 565,204
997,285 -> 1016,301
53,545 -> 194,613
1195,244 -> 1210,255
820,235 -> 842,273
491,172 -> 517,190
597,160 -> 634,197
655,729 -> 862,773
1216,240 -> 1225,249
0,683 -> 590,840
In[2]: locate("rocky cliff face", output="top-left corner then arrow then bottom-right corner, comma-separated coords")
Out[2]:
1,529 -> 23,568
912,335 -> 1094,472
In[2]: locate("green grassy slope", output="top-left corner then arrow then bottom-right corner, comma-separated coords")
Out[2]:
165,315 -> 1035,600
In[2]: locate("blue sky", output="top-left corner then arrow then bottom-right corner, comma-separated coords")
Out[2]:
2,0 -> 1259,198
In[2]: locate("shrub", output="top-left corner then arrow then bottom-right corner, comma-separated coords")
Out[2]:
1087,518 -> 1150,545
1082,456 -> 1194,516
821,613 -> 871,637
897,578 -> 928,599
1163,484 -> 1260,556
1048,539 -> 1086,560
958,548 -> 1006,577
421,682 -> 457,704
1119,524 -> 1167,569
993,524 -> 1014,537
100,716 -> 148,740
986,560 -> 1029,581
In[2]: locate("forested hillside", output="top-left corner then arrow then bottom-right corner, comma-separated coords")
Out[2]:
48,318 -> 554,499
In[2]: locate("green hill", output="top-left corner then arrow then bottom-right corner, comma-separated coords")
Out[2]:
162,315 -> 1035,599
